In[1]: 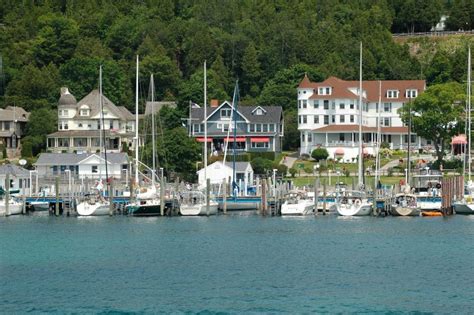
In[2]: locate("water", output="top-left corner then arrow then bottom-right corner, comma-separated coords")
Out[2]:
1,214 -> 473,313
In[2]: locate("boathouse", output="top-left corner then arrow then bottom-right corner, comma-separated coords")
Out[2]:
197,161 -> 254,193
0,164 -> 31,195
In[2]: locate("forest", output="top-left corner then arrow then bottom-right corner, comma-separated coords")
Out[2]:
0,0 -> 473,178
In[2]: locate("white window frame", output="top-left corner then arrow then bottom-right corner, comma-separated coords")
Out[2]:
220,108 -> 232,119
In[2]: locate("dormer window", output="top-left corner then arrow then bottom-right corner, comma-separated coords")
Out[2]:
406,89 -> 418,98
80,105 -> 90,116
256,109 -> 263,115
318,87 -> 332,95
387,90 -> 399,98
221,108 -> 232,119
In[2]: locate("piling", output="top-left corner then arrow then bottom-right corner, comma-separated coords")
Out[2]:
256,177 -> 261,213
314,178 -> 319,215
223,178 -> 227,214
206,178 -> 210,216
323,182 -> 327,214
109,180 -> 114,216
261,179 -> 267,216
5,174 -> 9,216
55,176 -> 60,216
22,194 -> 26,215
160,176 -> 165,216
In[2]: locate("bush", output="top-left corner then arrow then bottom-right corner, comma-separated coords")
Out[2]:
311,147 -> 329,162
289,167 -> 297,177
380,142 -> 390,149
251,157 -> 273,175
249,152 -> 275,161
304,167 -> 313,174
276,164 -> 288,176
2,145 -> 7,159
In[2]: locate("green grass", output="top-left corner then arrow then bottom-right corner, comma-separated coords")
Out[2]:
293,158 -> 392,173
287,175 -> 405,187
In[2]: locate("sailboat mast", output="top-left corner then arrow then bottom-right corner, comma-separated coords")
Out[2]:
232,81 -> 238,195
135,55 -> 139,184
374,80 -> 382,190
99,65 -> 109,183
204,61 -> 208,189
151,74 -> 156,186
358,42 -> 364,188
468,45 -> 472,182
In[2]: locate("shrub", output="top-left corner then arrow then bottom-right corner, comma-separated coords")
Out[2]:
289,167 -> 297,178
251,157 -> 273,175
311,147 -> 329,162
380,142 -> 390,149
304,166 -> 313,174
249,152 -> 275,161
276,164 -> 288,176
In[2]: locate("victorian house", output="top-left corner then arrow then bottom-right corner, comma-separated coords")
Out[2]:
0,106 -> 29,158
47,87 -> 136,153
297,75 -> 427,160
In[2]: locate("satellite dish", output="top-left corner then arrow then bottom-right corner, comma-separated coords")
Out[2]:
19,159 -> 27,166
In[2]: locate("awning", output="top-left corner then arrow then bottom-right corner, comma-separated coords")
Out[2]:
196,137 -> 213,142
451,134 -> 467,145
250,137 -> 270,143
224,137 -> 246,142
335,148 -> 344,155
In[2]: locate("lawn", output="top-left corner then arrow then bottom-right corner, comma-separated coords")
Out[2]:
287,175 -> 405,188
292,158 -> 392,174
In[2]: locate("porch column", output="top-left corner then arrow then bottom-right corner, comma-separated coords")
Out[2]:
352,133 -> 354,147
418,136 -> 421,149
400,134 -> 403,150
325,133 -> 328,147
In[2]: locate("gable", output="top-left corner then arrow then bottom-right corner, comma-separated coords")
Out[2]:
78,154 -> 110,165
205,101 -> 249,123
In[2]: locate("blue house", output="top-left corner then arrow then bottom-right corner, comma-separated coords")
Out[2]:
188,101 -> 284,154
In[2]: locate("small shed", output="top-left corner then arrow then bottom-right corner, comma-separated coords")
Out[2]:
197,161 -> 254,192
0,164 -> 31,195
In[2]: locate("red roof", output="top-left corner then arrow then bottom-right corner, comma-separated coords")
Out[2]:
299,76 -> 425,103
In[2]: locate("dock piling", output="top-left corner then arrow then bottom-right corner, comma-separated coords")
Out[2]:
55,176 -> 59,216
314,178 -> 319,215
223,178 -> 227,214
206,178 -> 210,216
5,174 -> 9,216
160,176 -> 165,216
109,180 -> 114,216
323,182 -> 327,215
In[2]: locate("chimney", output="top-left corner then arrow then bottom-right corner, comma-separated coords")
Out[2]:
210,99 -> 219,107
61,87 -> 70,95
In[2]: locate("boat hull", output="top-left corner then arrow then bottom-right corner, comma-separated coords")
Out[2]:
180,203 -> 218,216
76,202 -> 110,216
0,203 -> 22,215
335,203 -> 372,216
453,201 -> 474,215
281,202 -> 314,215
391,206 -> 420,216
30,201 -> 50,212
126,202 -> 162,216
217,197 -> 260,211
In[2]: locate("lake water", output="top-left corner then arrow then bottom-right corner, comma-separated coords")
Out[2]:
1,214 -> 473,313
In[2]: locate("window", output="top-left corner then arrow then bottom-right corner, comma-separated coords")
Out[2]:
302,115 -> 307,124
249,124 -> 255,132
59,109 -> 68,117
58,138 -> 69,147
387,90 -> 399,98
318,87 -> 331,95
251,141 -> 269,149
3,122 -> 9,130
307,133 -> 312,143
269,124 -> 275,132
263,124 -> 268,132
314,115 -> 319,124
256,124 -> 262,132
47,138 -> 55,147
331,115 -> 335,123
350,115 -> 354,123
350,103 -> 354,109
314,100 -> 319,109
411,134 -> 417,143
324,115 -> 329,125
384,103 -> 392,112
97,121 -> 101,130
406,89 -> 418,98
298,100 -> 301,109
221,109 -> 231,118
91,138 -> 100,147
383,117 -> 391,126
109,120 -> 113,130
255,109 -> 263,115
339,133 -> 345,141
323,100 -> 329,110
339,103 -> 345,109
302,100 -> 307,108
193,124 -> 200,133
74,138 -> 88,147
340,115 -> 345,123
331,101 -> 335,110
92,165 -> 98,173
78,123 -> 83,128
80,109 -> 89,116
298,115 -> 302,124
301,133 -> 305,142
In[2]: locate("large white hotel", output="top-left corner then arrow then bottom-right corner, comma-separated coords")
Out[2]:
297,75 -> 428,161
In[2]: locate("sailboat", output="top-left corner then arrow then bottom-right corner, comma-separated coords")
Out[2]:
180,61 -> 218,216
335,42 -> 372,216
77,65 -> 110,216
453,45 -> 474,215
126,57 -> 162,216
0,189 -> 22,215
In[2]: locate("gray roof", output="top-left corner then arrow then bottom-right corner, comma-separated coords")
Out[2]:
74,89 -> 134,121
190,103 -> 282,124
0,164 -> 30,177
58,88 -> 77,106
144,101 -> 177,115
223,161 -> 252,172
34,153 -> 129,166
0,106 -> 29,122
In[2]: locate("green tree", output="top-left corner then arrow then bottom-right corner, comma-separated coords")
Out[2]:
251,157 -> 274,175
283,109 -> 299,150
241,43 -> 261,98
32,13 -> 79,66
311,147 -> 329,162
398,82 -> 466,162
22,108 -> 57,157
425,51 -> 452,84
140,53 -> 181,100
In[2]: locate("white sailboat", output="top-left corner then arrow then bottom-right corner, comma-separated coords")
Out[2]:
77,65 -> 110,216
281,191 -> 314,215
0,198 -> 22,215
179,61 -> 218,216
454,45 -> 474,214
126,58 -> 162,216
335,42 -> 372,216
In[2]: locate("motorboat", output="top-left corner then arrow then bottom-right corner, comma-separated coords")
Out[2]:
281,191 -> 314,215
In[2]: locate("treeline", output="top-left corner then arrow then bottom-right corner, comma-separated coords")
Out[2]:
0,0 -> 472,155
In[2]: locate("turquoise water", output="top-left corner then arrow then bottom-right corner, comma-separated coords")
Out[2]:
1,214 -> 473,313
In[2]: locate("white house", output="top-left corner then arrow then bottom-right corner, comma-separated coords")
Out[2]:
47,87 -> 136,153
197,161 -> 254,192
34,153 -> 129,180
0,164 -> 31,195
297,75 -> 428,161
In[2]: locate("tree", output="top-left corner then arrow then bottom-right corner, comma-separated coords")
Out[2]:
22,108 -> 57,157
283,109 -> 299,150
251,157 -> 273,175
311,147 -> 329,162
398,82 -> 466,162
32,13 -> 79,66
241,43 -> 262,98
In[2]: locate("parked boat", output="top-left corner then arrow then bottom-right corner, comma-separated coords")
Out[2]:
335,190 -> 372,216
281,191 -> 314,215
29,200 -> 50,212
412,171 -> 443,210
126,198 -> 162,216
0,198 -> 22,215
76,193 -> 110,216
390,192 -> 420,216
453,183 -> 474,215
421,211 -> 443,217
216,196 -> 261,211
179,190 -> 218,216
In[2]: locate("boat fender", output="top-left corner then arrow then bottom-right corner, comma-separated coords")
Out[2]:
436,183 -> 442,189
354,199 -> 361,206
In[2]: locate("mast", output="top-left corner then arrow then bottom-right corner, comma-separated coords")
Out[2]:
204,61 -> 208,191
358,42 -> 364,188
374,80 -> 382,191
468,45 -> 472,183
151,74 -> 156,186
99,65 -> 109,184
232,81 -> 239,196
135,55 -> 139,184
